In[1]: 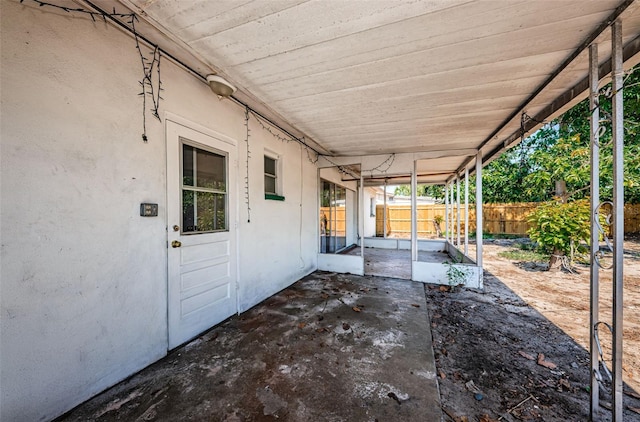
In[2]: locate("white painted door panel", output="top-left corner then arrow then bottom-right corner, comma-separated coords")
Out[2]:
166,120 -> 237,350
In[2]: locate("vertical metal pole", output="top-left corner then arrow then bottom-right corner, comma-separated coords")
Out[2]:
476,152 -> 483,286
383,179 -> 387,239
450,181 -> 455,244
411,161 -> 418,264
457,176 -> 461,247
589,42 -> 601,419
330,184 -> 334,252
445,183 -> 449,243
318,168 -> 322,253
464,167 -> 469,256
611,20 -> 624,421
360,175 -> 365,260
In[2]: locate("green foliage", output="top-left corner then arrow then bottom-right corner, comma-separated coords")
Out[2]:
444,261 -> 471,287
477,65 -> 640,204
526,199 -> 591,256
394,66 -> 640,205
497,249 -> 548,263
394,184 -> 445,201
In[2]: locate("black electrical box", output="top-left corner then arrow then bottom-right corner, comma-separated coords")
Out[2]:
140,203 -> 158,217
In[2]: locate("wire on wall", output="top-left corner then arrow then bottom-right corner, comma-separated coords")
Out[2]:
247,109 -> 320,165
132,17 -> 163,142
20,0 -> 132,20
244,109 -> 394,191
21,0 -> 162,143
244,107 -> 252,223
21,0 -> 397,174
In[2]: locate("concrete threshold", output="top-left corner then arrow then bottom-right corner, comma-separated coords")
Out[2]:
58,272 -> 442,421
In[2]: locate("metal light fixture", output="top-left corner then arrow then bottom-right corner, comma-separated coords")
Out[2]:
206,74 -> 236,98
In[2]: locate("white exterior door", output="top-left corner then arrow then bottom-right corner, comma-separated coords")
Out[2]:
166,120 -> 237,349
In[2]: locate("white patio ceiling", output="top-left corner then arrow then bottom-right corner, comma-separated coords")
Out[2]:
110,0 -> 640,182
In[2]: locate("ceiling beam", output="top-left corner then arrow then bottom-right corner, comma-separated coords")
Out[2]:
318,148 -> 477,169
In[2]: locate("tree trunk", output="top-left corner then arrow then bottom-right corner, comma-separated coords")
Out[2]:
434,221 -> 442,237
548,248 -> 564,272
548,180 -> 568,271
555,180 -> 567,203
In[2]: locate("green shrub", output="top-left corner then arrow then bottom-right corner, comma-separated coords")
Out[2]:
526,199 -> 591,256
498,249 -> 548,262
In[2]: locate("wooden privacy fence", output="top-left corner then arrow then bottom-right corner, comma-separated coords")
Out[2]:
320,206 -> 346,236
375,203 -> 640,237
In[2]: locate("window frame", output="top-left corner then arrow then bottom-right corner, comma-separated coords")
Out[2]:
319,178 -> 351,254
180,139 -> 229,234
264,151 -> 285,201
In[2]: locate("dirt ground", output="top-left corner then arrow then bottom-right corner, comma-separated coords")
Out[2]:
427,239 -> 640,421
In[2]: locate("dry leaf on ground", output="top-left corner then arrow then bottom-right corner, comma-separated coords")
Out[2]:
537,353 -> 558,370
519,351 -> 535,360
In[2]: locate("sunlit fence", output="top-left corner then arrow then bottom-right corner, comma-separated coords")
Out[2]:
375,203 -> 640,237
320,206 -> 345,236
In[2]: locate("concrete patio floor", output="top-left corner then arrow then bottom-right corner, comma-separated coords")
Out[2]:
346,247 -> 451,280
57,272 -> 442,422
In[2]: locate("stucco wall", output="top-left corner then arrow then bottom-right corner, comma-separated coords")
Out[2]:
236,120 -> 318,312
363,188 -> 377,238
0,2 -> 317,421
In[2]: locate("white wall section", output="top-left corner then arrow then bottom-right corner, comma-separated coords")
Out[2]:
0,3 -> 317,420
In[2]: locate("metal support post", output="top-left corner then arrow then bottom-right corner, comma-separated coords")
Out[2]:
611,20 -> 624,421
445,183 -> 449,243
383,179 -> 387,239
464,167 -> 469,256
589,42 -> 601,419
457,176 -> 461,248
476,152 -> 483,285
360,174 -> 364,259
450,181 -> 455,244
411,161 -> 418,263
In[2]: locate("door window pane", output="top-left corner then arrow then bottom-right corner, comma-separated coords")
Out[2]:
197,149 -> 226,190
183,190 -> 195,231
182,142 -> 227,233
183,144 -> 195,187
183,192 -> 227,232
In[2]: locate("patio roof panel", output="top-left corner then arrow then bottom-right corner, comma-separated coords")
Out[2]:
111,0 -> 640,180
